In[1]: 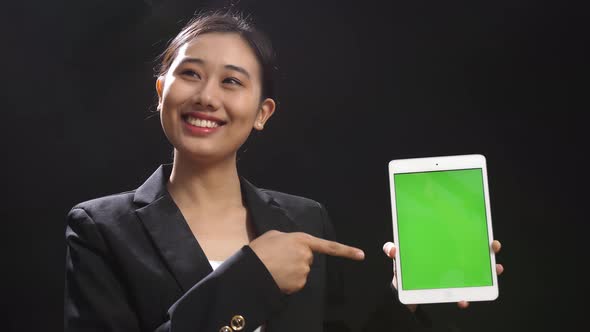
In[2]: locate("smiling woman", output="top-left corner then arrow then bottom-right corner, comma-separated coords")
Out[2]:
63,10 -> 496,332
156,31 -> 275,164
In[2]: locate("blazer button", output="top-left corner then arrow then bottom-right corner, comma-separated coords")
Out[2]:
219,326 -> 232,332
230,315 -> 245,331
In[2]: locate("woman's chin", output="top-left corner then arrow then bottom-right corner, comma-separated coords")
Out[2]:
175,146 -> 236,165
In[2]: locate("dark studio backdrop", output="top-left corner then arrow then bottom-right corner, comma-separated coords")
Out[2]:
0,0 -> 586,331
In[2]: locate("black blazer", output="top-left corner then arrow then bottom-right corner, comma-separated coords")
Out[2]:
64,165 -> 432,332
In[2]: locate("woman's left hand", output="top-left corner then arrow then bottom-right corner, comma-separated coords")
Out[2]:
382,240 -> 504,312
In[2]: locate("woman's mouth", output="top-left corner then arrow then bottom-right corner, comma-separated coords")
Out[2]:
184,115 -> 221,128
181,113 -> 226,136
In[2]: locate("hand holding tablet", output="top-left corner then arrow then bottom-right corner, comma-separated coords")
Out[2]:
387,154 -> 502,305
383,240 -> 503,309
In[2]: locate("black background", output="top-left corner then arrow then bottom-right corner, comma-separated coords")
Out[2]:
1,0 -> 587,331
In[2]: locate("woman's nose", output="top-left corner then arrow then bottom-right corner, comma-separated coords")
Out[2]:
194,79 -> 221,110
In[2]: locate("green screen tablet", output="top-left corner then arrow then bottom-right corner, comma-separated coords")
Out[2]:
388,155 -> 498,304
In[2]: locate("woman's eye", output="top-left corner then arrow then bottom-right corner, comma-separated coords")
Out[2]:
223,77 -> 243,86
181,70 -> 201,79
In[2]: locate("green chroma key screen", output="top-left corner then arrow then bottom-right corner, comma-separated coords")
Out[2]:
394,169 -> 493,290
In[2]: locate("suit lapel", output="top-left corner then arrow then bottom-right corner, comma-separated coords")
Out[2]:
240,177 -> 300,235
133,165 -> 301,296
134,165 -> 212,292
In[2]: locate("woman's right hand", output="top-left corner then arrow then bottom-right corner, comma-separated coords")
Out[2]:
249,230 -> 365,294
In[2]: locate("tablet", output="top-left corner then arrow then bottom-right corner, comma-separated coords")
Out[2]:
388,154 -> 498,304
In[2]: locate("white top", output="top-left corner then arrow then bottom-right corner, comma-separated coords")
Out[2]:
208,260 -> 224,271
209,260 -> 264,332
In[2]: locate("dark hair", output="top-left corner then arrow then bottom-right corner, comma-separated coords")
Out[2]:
155,10 -> 278,101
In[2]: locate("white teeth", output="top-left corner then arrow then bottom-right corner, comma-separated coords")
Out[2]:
186,116 -> 220,128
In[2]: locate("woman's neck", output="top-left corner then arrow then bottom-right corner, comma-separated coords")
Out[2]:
167,151 -> 243,212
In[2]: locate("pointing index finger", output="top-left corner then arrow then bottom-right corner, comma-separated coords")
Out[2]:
302,234 -> 365,260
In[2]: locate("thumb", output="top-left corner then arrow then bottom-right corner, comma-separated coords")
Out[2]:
382,242 -> 396,258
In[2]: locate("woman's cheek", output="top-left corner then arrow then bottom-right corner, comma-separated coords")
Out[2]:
159,98 -> 183,143
159,110 -> 174,146
230,94 -> 260,122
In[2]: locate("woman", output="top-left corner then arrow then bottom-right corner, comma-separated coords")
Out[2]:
64,11 -> 503,332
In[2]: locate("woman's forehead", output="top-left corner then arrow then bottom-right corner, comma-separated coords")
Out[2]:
172,33 -> 260,75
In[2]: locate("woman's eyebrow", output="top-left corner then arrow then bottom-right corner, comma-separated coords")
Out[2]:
178,58 -> 250,79
178,57 -> 205,66
224,64 -> 250,79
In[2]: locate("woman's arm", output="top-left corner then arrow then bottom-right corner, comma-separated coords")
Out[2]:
65,208 -> 142,331
65,208 -> 285,332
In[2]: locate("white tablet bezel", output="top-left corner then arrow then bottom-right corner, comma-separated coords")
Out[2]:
388,154 -> 498,304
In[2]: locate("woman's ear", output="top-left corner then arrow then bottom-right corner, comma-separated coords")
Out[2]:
156,76 -> 164,111
254,98 -> 276,130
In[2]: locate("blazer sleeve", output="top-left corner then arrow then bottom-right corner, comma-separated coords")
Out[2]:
317,203 -> 436,332
65,207 -> 285,332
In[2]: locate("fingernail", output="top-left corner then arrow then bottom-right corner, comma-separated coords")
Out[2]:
383,243 -> 394,255
357,250 -> 365,259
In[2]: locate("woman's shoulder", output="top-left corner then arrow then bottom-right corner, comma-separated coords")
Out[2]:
68,190 -> 138,224
256,188 -> 336,240
65,190 -> 143,249
72,189 -> 136,209
259,188 -> 324,210
255,188 -> 332,229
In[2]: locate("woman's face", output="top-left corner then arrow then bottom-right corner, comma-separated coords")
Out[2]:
157,32 -> 275,163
